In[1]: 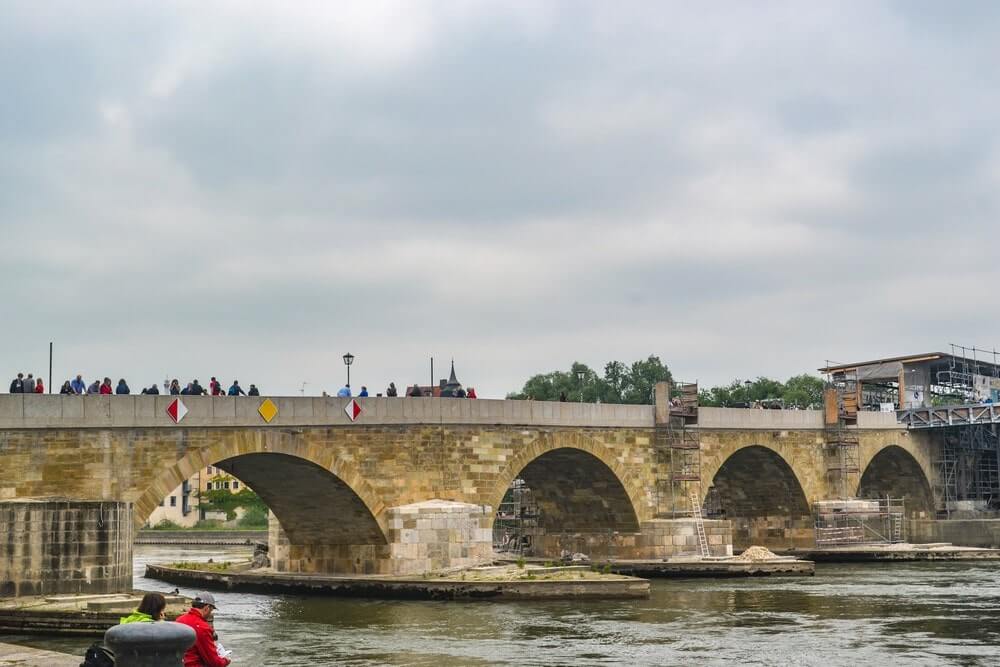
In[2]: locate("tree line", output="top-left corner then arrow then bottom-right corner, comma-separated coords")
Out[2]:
697,374 -> 825,408
507,355 -> 672,404
508,355 -> 826,409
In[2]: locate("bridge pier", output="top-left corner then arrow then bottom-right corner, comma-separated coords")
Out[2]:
269,500 -> 493,575
0,500 -> 132,597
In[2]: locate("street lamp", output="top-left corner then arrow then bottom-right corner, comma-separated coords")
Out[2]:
343,352 -> 354,388
576,370 -> 586,403
744,379 -> 752,407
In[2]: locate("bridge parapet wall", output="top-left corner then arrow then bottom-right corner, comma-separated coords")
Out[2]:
0,395 -> 653,430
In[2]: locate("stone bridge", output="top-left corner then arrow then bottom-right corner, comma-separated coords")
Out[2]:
0,390 -> 936,596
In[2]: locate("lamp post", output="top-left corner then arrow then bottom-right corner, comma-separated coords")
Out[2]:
744,379 -> 752,407
576,369 -> 586,403
343,352 -> 354,388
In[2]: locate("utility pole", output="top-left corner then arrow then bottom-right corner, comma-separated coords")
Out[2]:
48,342 -> 53,394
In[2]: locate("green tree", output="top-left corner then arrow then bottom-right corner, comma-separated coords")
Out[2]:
601,360 -> 628,403
199,488 -> 267,521
509,356 -> 672,405
622,355 -> 673,404
782,374 -> 825,408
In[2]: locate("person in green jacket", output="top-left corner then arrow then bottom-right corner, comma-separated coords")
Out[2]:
120,592 -> 167,624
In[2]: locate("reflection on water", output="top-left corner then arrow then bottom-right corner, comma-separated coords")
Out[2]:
7,546 -> 1000,666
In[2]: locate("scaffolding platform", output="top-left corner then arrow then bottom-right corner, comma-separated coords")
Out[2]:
814,497 -> 906,546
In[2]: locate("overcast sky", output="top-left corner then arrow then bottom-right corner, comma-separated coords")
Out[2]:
3,1 -> 999,397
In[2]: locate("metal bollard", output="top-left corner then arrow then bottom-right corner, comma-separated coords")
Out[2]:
104,621 -> 196,667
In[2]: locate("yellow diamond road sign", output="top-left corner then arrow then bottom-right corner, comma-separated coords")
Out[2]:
258,398 -> 278,423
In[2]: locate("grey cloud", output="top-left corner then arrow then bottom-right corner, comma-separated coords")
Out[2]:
3,2 -> 1000,398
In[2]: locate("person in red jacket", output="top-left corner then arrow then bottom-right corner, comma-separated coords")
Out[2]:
99,377 -> 113,395
34,378 -> 44,394
175,592 -> 230,667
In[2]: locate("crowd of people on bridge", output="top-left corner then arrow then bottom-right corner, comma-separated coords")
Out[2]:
330,382 -> 478,398
7,372 -> 44,394
6,373 -> 483,400
7,372 -> 261,398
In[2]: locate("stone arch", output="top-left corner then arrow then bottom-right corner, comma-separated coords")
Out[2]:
489,433 -> 644,557
858,445 -> 934,518
134,430 -> 387,544
706,444 -> 813,550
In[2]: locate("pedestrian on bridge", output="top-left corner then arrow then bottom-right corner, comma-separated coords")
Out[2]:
8,373 -> 23,393
337,384 -> 352,398
34,377 -> 44,394
386,382 -> 398,397
71,374 -> 86,394
60,381 -> 74,395
100,378 -> 113,395
23,374 -> 35,393
87,379 -> 101,394
115,379 -> 130,395
169,379 -> 181,395
359,386 -> 369,397
227,380 -> 246,396
248,384 -> 260,396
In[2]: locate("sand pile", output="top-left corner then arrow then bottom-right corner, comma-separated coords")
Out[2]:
732,546 -> 779,561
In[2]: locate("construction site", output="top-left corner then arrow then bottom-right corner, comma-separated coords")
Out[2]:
821,345 -> 1000,519
493,347 -> 1000,558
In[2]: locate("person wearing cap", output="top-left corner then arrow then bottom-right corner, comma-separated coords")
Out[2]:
175,592 -> 230,667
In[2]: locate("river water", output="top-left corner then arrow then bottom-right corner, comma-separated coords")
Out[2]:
9,545 -> 1000,666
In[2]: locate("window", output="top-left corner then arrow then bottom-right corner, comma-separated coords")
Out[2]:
224,481 -> 230,489
207,466 -> 213,474
232,481 -> 239,489
169,496 -> 177,507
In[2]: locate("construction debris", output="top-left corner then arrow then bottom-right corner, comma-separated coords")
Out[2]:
732,546 -> 780,561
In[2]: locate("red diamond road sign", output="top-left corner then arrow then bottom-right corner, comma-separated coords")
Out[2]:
166,398 -> 188,424
345,399 -> 362,422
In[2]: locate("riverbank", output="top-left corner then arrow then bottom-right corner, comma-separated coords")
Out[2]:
146,562 -> 651,600
0,592 -> 190,637
0,641 -> 77,666
135,529 -> 266,546
783,542 -> 1000,562
603,556 -> 814,577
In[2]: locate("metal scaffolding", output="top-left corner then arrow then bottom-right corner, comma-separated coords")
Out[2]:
825,424 -> 860,499
653,381 -> 701,517
814,497 -> 906,546
937,424 -> 1000,515
492,479 -> 539,555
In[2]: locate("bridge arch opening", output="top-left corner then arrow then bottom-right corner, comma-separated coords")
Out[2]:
707,445 -> 812,550
493,447 -> 640,558
858,445 -> 934,518
141,450 -> 388,574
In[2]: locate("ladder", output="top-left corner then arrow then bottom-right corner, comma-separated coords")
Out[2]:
689,491 -> 710,558
892,514 -> 902,543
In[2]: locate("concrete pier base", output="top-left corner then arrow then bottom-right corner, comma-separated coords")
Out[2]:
529,519 -> 734,560
269,500 -> 492,575
0,499 -> 132,597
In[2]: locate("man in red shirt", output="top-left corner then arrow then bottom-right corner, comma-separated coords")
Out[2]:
175,592 -> 230,667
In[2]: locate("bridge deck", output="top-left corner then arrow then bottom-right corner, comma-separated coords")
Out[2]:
0,396 -> 908,431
